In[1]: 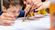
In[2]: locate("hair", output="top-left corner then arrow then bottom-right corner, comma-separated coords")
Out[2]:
46,8 -> 49,13
0,0 -> 1,11
41,0 -> 46,2
22,0 -> 26,10
22,4 -> 26,10
10,0 -> 25,10
3,0 -> 24,8
9,0 -> 24,6
3,0 -> 10,9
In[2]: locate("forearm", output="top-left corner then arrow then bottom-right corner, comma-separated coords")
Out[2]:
24,5 -> 31,13
36,1 -> 50,11
24,5 -> 31,16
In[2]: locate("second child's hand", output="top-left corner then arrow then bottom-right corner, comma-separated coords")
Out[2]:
23,3 -> 33,21
23,5 -> 31,21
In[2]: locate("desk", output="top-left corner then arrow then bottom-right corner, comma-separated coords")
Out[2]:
0,16 -> 50,30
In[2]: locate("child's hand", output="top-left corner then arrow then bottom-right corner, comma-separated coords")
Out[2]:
0,13 -> 16,26
1,20 -> 14,26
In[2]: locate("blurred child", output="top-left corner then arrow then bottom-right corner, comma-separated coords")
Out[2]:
24,0 -> 50,17
23,0 -> 35,17
28,0 -> 50,18
0,0 -> 22,26
35,0 -> 50,16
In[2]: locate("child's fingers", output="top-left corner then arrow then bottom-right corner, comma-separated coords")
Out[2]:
0,20 -> 15,26
2,20 -> 14,26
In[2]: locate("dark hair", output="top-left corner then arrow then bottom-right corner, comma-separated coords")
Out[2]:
0,0 -> 2,15
19,0 -> 24,6
46,8 -> 49,13
9,0 -> 24,6
41,0 -> 46,2
3,0 -> 10,9
22,0 -> 26,10
22,4 -> 26,10
3,0 -> 24,9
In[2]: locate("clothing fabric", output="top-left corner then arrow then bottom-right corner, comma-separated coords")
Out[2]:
18,10 -> 25,17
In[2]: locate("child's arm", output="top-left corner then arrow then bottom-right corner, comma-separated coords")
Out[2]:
36,1 -> 50,11
24,5 -> 32,16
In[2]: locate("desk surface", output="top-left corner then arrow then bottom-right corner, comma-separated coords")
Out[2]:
0,16 -> 50,30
